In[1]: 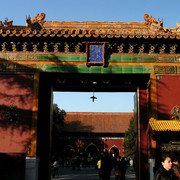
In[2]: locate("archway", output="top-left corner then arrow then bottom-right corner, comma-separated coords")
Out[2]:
85,143 -> 98,166
86,143 -> 98,156
110,146 -> 120,158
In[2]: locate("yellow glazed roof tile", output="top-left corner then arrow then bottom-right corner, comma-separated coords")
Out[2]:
149,118 -> 180,132
1,13 -> 180,39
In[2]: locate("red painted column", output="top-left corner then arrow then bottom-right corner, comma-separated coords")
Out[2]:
139,89 -> 149,180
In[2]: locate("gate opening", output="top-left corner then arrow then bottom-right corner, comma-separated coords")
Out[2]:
50,91 -> 135,179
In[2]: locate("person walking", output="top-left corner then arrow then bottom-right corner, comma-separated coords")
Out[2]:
121,157 -> 128,180
114,156 -> 123,180
71,156 -> 76,170
97,158 -> 102,178
101,150 -> 113,180
52,160 -> 60,178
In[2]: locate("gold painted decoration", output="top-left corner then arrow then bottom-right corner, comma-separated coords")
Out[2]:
170,106 -> 180,120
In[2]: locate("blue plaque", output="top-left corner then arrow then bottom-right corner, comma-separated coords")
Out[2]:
89,44 -> 103,63
85,42 -> 105,66
85,42 -> 106,66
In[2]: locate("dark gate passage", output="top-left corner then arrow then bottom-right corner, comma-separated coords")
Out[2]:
0,13 -> 180,180
37,72 -> 149,179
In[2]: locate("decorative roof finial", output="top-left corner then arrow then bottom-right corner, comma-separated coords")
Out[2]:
144,14 -> 158,25
144,14 -> 163,30
26,13 -> 46,30
3,18 -> 13,27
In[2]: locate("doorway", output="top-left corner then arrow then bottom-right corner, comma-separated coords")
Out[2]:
37,72 -> 150,180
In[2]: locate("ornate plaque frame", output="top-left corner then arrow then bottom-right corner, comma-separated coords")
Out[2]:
85,42 -> 106,67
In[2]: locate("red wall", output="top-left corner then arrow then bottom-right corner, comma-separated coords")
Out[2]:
157,75 -> 180,120
105,139 -> 124,157
0,74 -> 34,153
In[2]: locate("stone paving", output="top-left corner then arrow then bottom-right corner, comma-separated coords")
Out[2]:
51,166 -> 136,180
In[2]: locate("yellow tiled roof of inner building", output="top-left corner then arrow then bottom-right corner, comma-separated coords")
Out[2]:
1,13 -> 180,39
149,118 -> 180,132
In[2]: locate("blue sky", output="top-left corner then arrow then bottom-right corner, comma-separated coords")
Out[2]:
0,0 -> 179,27
1,0 -> 179,112
53,92 -> 135,112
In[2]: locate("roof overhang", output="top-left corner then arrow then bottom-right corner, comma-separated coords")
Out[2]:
147,117 -> 180,133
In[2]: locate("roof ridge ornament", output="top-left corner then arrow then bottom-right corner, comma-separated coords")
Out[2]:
144,14 -> 163,31
26,12 -> 46,30
144,14 -> 158,25
4,18 -> 13,27
0,18 -> 13,27
176,22 -> 180,31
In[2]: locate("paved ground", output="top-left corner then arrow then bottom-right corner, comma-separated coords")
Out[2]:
51,166 -> 136,180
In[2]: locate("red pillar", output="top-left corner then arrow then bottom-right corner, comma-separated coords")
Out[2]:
138,89 -> 149,180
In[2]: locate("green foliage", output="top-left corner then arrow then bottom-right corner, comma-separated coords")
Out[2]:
53,104 -> 66,134
52,104 -> 66,156
123,117 -> 135,159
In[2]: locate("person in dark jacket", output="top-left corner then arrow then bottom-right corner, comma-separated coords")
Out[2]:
114,156 -> 123,180
154,153 -> 177,180
121,157 -> 128,180
101,150 -> 113,180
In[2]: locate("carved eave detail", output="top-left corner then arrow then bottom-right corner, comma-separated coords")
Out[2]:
0,28 -> 180,40
0,13 -> 180,54
0,26 -> 180,39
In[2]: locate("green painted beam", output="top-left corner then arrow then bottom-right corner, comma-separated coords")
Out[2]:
0,53 -> 177,63
0,53 -> 178,74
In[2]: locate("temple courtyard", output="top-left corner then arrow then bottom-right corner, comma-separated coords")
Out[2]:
51,166 -> 135,180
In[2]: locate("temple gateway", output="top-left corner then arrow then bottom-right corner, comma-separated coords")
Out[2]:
0,13 -> 180,180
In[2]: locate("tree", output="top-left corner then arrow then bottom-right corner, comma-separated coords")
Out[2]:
123,117 -> 135,159
52,104 -> 66,157
53,104 -> 66,133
